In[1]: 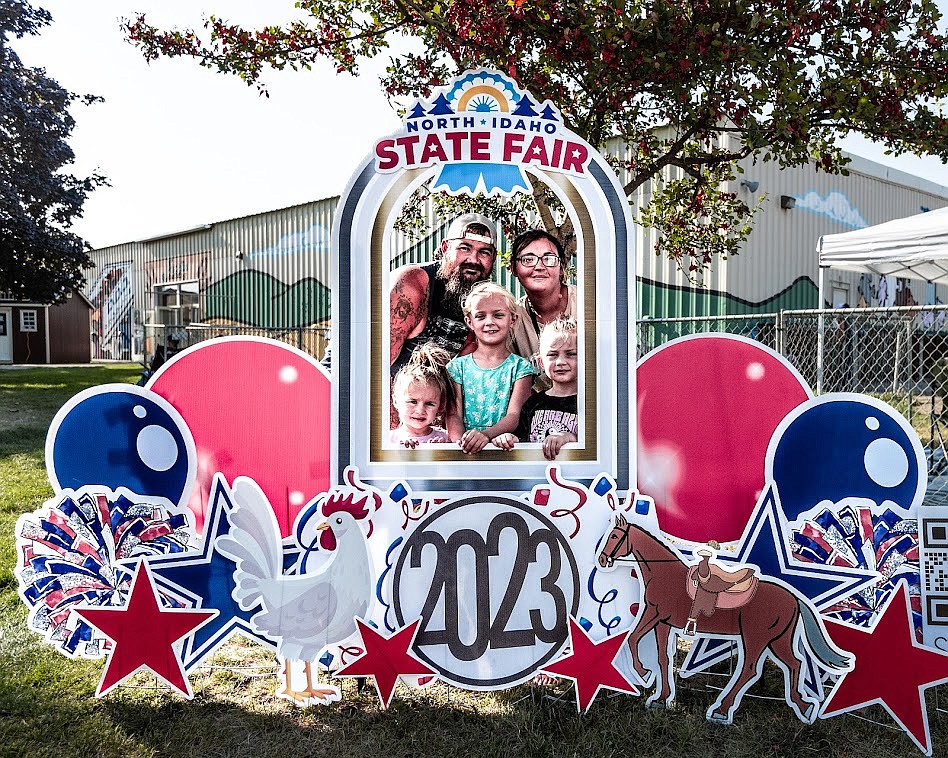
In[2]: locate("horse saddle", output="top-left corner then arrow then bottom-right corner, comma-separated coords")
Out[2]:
686,565 -> 759,610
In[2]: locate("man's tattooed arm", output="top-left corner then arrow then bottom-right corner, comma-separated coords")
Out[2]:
390,267 -> 428,365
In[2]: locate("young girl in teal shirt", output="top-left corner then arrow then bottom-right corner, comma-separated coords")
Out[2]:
447,282 -> 535,454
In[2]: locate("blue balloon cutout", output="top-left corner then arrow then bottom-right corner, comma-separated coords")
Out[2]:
768,395 -> 924,521
47,385 -> 195,507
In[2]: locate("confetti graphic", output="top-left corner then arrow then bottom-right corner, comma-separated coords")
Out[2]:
792,503 -> 921,636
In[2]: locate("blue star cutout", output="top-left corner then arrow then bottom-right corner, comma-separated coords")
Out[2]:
146,474 -> 275,669
680,483 -> 876,683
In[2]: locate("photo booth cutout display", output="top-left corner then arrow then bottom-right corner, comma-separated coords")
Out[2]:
14,327 -> 947,756
12,73 -> 946,756
332,68 -> 635,496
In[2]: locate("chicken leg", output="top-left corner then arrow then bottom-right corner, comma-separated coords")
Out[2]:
278,659 -> 311,703
278,660 -> 339,703
302,661 -> 340,702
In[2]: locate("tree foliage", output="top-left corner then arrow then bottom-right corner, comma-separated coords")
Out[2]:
124,0 -> 948,278
0,0 -> 103,304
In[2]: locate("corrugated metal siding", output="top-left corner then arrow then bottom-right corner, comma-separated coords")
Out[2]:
724,146 -> 948,310
88,145 -> 948,349
606,136 -> 731,319
606,134 -> 948,318
88,198 -> 337,359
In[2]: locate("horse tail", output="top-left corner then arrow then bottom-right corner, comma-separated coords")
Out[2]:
797,599 -> 852,672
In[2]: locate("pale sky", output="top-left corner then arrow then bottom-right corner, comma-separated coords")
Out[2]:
12,0 -> 948,249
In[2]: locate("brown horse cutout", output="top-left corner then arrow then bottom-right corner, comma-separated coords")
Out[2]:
597,514 -> 852,723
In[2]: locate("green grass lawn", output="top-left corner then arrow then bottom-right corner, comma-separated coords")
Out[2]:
0,365 -> 944,757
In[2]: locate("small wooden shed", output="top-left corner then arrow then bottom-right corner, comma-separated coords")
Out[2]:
0,290 -> 93,364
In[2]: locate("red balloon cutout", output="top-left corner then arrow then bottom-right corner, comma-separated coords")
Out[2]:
636,335 -> 810,544
150,338 -> 332,537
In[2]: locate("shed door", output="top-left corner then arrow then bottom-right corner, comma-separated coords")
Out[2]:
0,308 -> 11,362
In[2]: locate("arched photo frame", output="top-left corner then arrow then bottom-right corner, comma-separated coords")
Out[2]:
331,70 -> 635,495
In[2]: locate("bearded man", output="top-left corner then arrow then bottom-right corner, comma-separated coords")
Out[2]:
389,213 -> 497,373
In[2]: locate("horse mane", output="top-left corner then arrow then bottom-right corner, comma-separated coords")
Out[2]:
614,513 -> 684,566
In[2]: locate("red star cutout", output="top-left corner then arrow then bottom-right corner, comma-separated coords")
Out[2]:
541,618 -> 637,713
334,619 -> 435,707
74,562 -> 217,698
821,583 -> 948,756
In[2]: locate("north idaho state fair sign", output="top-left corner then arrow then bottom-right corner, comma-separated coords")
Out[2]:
331,68 -> 636,496
14,69 -> 948,756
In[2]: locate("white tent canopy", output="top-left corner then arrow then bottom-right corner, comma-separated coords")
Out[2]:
818,206 -> 948,287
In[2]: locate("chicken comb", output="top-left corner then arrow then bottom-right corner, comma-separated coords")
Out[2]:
322,491 -> 372,520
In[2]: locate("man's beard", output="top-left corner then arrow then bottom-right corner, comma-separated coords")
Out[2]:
438,259 -> 485,320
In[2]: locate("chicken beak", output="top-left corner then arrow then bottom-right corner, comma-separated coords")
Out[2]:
316,522 -> 330,531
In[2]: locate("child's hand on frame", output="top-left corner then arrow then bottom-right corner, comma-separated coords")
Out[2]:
491,433 -> 518,450
458,429 -> 490,454
543,432 -> 576,461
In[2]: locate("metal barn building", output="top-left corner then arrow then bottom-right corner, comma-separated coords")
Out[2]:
624,147 -> 948,319
86,151 -> 948,362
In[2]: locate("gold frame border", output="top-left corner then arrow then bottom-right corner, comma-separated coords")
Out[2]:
370,169 -> 598,463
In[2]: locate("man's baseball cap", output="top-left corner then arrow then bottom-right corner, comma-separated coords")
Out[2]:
444,213 -> 497,248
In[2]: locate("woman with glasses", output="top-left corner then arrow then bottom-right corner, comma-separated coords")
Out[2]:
508,229 -> 577,390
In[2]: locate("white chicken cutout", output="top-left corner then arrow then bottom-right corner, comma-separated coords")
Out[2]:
216,476 -> 375,705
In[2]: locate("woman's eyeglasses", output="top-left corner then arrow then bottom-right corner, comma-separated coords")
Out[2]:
515,253 -> 560,268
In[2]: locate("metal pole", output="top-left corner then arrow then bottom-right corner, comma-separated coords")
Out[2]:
893,330 -> 902,393
776,309 -> 785,357
907,318 -> 915,432
817,267 -> 825,394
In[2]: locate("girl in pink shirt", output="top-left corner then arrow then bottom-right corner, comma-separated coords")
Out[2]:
389,343 -> 455,448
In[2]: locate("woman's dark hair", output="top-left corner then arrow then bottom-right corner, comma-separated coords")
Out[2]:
509,229 -> 568,271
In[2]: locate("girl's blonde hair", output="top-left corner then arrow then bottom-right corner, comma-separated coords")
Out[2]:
539,316 -> 578,348
462,281 -> 518,318
392,342 -> 456,415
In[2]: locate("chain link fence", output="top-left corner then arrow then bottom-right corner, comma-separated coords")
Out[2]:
142,323 -> 330,368
640,305 -> 948,505
637,314 -> 778,356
